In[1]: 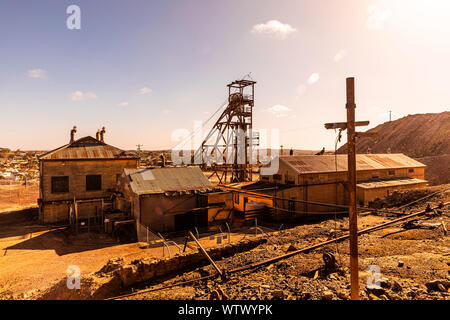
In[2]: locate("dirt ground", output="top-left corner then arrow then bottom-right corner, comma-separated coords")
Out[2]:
119,186 -> 449,301
0,185 -> 448,300
0,207 -> 258,299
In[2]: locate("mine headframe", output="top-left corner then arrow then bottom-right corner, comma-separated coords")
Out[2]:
194,79 -> 259,183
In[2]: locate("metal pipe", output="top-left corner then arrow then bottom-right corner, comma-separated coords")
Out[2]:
188,231 -> 223,276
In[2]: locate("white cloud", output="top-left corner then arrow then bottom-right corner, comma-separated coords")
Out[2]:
366,5 -> 391,30
334,49 -> 347,62
140,87 -> 152,95
70,91 -> 98,101
307,73 -> 320,85
117,102 -> 129,107
27,68 -> 47,79
267,104 -> 291,118
251,20 -> 297,39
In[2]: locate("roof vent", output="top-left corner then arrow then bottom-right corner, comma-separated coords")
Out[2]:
100,127 -> 106,143
70,126 -> 77,143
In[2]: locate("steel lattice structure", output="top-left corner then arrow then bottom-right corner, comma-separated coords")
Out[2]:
194,79 -> 259,183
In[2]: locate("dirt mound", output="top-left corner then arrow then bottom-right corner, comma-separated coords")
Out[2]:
368,185 -> 448,209
337,112 -> 449,185
415,154 -> 450,185
338,112 -> 450,157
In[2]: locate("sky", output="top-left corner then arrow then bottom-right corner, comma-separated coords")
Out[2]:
0,0 -> 449,151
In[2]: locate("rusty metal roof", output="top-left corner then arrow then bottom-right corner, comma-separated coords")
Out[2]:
39,136 -> 138,160
280,154 -> 426,174
357,178 -> 427,189
124,166 -> 213,195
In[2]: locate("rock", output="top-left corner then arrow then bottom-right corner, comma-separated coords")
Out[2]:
369,293 -> 380,300
322,290 -> 334,300
336,290 -> 349,300
366,286 -> 386,296
437,284 -> 446,292
397,261 -> 404,267
391,281 -> 403,292
210,290 -> 221,300
271,290 -> 285,299
379,277 -> 392,289
285,243 -> 298,252
425,279 -> 450,292
300,292 -> 311,300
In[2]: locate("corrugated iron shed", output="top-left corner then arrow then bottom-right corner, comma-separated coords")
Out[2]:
356,178 -> 427,189
124,166 -> 213,195
39,136 -> 138,160
280,154 -> 426,174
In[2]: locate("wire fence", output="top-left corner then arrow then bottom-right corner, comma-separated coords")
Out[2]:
0,180 -> 39,212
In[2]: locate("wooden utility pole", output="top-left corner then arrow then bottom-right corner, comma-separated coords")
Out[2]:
346,78 -> 359,300
324,77 -> 370,300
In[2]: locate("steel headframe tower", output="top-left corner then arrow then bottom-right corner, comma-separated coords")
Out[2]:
195,79 -> 259,183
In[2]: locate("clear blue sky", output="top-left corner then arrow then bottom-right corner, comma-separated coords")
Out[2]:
1,0 -> 449,151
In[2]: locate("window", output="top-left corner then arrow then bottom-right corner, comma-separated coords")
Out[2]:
234,192 -> 239,204
388,170 -> 395,175
51,176 -> 69,193
273,174 -> 282,181
86,175 -> 102,191
408,169 -> 414,173
372,175 -> 379,179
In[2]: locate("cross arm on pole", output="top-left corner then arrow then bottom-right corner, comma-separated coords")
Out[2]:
324,121 -> 370,130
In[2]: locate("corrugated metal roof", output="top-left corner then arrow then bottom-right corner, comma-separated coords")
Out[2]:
125,166 -> 213,195
39,136 -> 138,160
357,178 -> 427,189
280,154 -> 426,174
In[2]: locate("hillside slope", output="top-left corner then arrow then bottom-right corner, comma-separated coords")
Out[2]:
337,112 -> 449,185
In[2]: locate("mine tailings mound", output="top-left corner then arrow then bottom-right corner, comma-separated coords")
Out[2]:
37,237 -> 266,300
337,112 -> 450,185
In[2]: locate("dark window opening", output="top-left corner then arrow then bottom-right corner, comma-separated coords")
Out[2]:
234,193 -> 239,204
388,170 -> 395,175
372,175 -> 379,179
408,169 -> 414,173
86,175 -> 102,191
273,174 -> 282,180
51,176 -> 69,193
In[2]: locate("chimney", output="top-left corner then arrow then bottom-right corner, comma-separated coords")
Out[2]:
70,126 -> 77,143
160,153 -> 166,168
96,129 -> 100,140
100,127 -> 106,143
